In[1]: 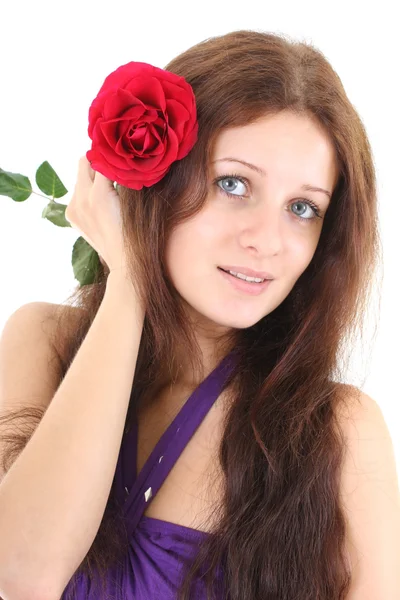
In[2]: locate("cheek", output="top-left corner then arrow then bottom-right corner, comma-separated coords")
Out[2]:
164,223 -> 206,284
167,213 -> 222,259
192,210 -> 225,243
285,237 -> 319,277
290,232 -> 319,257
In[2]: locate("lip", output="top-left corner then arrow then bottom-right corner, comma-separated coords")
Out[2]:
218,266 -> 274,280
218,267 -> 273,296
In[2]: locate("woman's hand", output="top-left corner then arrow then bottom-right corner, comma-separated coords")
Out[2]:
65,156 -> 128,274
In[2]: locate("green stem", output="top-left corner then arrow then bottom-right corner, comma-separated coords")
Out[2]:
30,190 -> 57,202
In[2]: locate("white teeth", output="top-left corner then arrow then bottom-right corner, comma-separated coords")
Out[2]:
228,270 -> 265,283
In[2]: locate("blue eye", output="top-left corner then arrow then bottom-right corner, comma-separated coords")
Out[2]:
213,173 -> 324,224
290,200 -> 322,222
216,175 -> 247,196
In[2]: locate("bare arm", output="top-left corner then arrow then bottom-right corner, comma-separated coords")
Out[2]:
0,272 -> 145,600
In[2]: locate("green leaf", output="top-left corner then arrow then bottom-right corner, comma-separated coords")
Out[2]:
36,161 -> 68,198
72,236 -> 102,286
0,168 -> 32,201
42,201 -> 72,227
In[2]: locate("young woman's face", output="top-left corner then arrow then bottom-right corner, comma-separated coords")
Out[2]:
165,110 -> 339,332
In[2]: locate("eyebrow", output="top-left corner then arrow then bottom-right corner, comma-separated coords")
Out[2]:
212,157 -> 332,200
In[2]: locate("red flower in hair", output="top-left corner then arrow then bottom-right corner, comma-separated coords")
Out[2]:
86,62 -> 198,189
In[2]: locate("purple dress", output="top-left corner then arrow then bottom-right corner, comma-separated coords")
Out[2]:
61,350 -> 237,599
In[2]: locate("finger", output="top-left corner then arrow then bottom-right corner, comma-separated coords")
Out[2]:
78,155 -> 95,187
91,169 -> 117,193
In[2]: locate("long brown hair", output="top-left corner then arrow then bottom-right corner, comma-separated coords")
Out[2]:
1,30 -> 382,599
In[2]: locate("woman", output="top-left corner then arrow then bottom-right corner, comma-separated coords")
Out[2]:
0,29 -> 398,600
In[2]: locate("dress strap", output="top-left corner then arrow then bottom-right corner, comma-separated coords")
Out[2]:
121,349 -> 238,539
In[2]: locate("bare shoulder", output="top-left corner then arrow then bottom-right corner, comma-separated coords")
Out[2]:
336,384 -> 400,598
0,300 -> 86,415
335,383 -> 395,445
335,383 -> 398,487
3,301 -> 84,336
0,301 -> 85,479
23,301 -> 87,362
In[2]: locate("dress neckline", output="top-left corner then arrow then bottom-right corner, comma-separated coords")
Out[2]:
132,349 -> 237,482
119,347 -> 238,539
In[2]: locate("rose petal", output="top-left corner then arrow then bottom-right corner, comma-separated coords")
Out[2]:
99,120 -> 131,150
93,125 -> 134,167
137,126 -> 159,153
87,92 -> 109,139
115,108 -> 160,144
158,78 -> 188,101
94,62 -> 162,95
176,120 -> 198,160
101,88 -> 144,121
158,126 -> 179,165
165,98 -> 190,140
118,75 -> 167,112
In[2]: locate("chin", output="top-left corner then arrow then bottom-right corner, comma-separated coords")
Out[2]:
205,310 -> 265,331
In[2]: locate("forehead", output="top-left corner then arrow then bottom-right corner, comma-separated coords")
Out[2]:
210,111 -> 339,189
211,111 -> 336,162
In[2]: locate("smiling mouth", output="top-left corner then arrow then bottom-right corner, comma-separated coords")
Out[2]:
217,267 -> 273,295
218,267 -> 268,282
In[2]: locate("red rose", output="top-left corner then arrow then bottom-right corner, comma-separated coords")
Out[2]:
86,62 -> 198,189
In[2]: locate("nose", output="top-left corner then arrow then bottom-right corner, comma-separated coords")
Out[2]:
239,203 -> 283,255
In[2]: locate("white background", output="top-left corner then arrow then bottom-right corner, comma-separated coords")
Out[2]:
0,1 -> 399,468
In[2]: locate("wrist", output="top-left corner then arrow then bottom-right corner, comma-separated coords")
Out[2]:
106,269 -> 142,307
